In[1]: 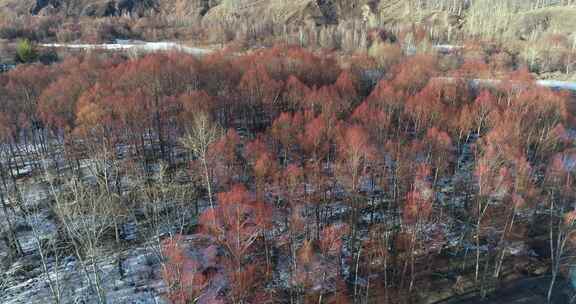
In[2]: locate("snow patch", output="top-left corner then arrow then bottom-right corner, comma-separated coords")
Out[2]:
40,40 -> 214,56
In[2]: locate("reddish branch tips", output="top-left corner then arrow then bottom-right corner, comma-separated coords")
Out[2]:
196,184 -> 274,302
161,236 -> 206,304
403,164 -> 434,225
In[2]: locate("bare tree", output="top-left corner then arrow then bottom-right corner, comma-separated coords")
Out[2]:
20,180 -> 65,304
84,140 -> 125,244
0,145 -> 22,259
131,162 -> 193,271
53,177 -> 114,304
180,112 -> 221,212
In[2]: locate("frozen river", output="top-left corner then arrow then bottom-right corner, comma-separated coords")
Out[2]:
40,39 -> 214,56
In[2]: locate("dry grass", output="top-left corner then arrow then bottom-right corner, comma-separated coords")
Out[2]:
512,6 -> 576,37
204,0 -> 323,25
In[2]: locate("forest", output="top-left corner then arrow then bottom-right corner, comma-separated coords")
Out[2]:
0,27 -> 575,303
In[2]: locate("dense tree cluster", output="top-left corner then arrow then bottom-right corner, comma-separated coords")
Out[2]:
0,45 -> 575,303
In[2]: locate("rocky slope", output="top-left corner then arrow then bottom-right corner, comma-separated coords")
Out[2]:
0,0 -> 372,24
2,0 -> 573,37
0,0 -> 202,17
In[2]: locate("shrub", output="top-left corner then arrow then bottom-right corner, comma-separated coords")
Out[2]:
15,39 -> 37,63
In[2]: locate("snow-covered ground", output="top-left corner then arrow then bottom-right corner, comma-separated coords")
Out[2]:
536,79 -> 576,92
442,77 -> 576,93
0,173 -> 198,304
0,245 -> 169,304
41,40 -> 214,56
